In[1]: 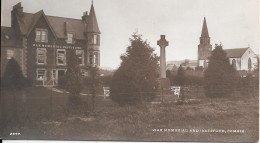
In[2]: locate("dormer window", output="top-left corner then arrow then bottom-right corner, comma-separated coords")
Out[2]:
35,28 -> 48,43
67,33 -> 74,44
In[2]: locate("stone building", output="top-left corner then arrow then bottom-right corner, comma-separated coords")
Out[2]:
197,17 -> 258,71
1,2 -> 101,86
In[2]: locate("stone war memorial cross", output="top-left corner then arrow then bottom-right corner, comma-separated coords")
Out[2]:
157,35 -> 171,102
157,35 -> 168,78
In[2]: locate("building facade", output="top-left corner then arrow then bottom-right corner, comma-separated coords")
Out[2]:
1,2 -> 101,86
197,17 -> 258,71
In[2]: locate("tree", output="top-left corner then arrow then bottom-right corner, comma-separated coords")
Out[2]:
110,32 -> 159,104
63,52 -> 82,95
84,66 -> 101,112
2,58 -> 27,90
62,52 -> 82,107
204,44 -> 239,97
176,65 -> 185,86
1,58 -> 31,126
166,69 -> 171,79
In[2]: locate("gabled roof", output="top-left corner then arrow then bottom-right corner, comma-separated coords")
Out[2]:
1,26 -> 20,48
12,3 -> 101,40
25,10 -> 57,39
86,4 -> 101,34
201,17 -> 209,37
199,48 -> 250,60
224,48 -> 249,58
15,11 -> 86,40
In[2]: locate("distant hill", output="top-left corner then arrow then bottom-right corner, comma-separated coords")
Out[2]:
167,60 -> 197,70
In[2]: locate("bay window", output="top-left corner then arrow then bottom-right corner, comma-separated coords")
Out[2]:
89,52 -> 99,66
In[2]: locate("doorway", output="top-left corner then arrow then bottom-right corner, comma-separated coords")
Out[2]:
57,69 -> 65,85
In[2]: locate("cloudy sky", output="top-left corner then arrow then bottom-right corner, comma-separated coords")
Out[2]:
2,0 -> 259,69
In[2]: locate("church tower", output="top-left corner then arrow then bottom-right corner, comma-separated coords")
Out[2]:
198,17 -> 212,63
86,2 -> 101,67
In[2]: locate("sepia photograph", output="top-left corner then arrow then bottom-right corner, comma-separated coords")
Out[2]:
1,0 -> 259,142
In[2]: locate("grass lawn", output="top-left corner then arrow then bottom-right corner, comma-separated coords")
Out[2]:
0,86 -> 258,142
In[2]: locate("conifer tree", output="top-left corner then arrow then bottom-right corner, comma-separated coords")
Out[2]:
176,65 -> 185,86
204,44 -> 238,97
2,58 -> 26,90
63,52 -> 82,95
110,32 -> 159,104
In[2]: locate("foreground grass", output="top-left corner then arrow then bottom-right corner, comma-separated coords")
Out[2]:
0,87 -> 258,142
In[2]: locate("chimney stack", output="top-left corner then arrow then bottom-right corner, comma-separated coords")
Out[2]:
82,11 -> 88,21
64,22 -> 68,35
12,2 -> 23,17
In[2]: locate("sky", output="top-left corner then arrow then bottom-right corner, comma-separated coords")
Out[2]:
1,0 -> 259,69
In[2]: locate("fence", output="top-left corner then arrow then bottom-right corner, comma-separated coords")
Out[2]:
109,85 -> 259,104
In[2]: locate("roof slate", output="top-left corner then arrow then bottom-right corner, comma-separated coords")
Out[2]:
199,48 -> 250,60
224,48 -> 249,58
47,16 -> 86,39
86,4 -> 101,34
13,4 -> 100,40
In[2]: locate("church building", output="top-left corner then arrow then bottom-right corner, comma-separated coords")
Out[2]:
1,2 -> 101,86
198,17 -> 258,71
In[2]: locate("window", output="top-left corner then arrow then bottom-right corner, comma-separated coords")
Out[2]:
94,52 -> 98,65
37,48 -> 47,64
89,52 -> 98,66
57,49 -> 66,65
248,58 -> 252,71
35,29 -> 48,42
93,35 -> 98,44
232,59 -> 236,69
67,33 -> 74,44
7,49 -> 14,59
36,31 -> 41,41
89,34 -> 99,45
37,69 -> 46,80
76,50 -> 84,65
89,53 -> 93,65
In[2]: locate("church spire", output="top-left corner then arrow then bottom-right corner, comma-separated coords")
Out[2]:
201,17 -> 209,37
86,3 -> 101,34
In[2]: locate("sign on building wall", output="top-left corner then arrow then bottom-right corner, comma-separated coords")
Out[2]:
32,43 -> 82,50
